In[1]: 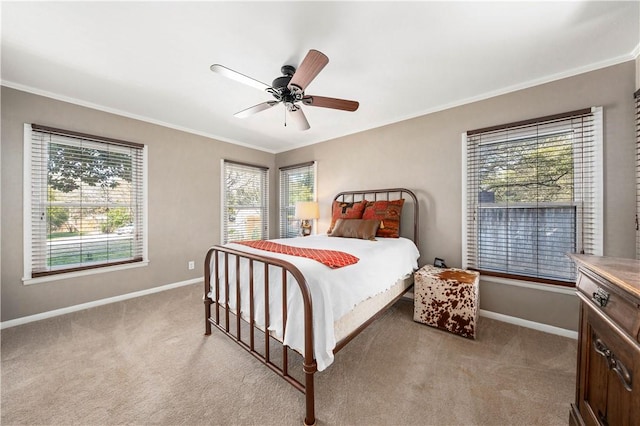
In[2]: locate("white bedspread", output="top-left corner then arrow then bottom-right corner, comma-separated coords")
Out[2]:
208,235 -> 419,371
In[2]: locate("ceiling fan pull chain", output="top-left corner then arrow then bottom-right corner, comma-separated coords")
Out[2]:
284,106 -> 287,127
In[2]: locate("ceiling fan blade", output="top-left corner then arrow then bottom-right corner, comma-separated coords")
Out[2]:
302,95 -> 359,112
288,105 -> 310,131
234,101 -> 280,118
287,49 -> 329,93
210,64 -> 271,92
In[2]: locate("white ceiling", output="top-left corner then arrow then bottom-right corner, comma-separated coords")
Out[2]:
2,1 -> 639,153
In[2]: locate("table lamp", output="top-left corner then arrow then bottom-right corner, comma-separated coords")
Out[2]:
295,201 -> 319,236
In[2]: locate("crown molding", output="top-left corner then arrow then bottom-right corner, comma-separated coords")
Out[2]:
4,49 -> 637,155
0,80 -> 278,154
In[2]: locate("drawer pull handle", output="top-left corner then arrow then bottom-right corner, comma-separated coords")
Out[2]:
593,338 -> 633,392
592,288 -> 609,307
593,338 -> 611,358
611,357 -> 633,392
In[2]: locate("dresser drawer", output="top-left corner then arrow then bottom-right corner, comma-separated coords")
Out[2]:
576,268 -> 640,343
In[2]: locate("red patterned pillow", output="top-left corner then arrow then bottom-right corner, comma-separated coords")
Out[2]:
362,199 -> 405,238
327,200 -> 367,234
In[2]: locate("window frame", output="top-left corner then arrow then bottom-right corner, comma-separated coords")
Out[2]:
221,159 -> 269,244
635,89 -> 640,260
461,108 -> 603,286
279,161 -> 317,238
23,124 -> 149,285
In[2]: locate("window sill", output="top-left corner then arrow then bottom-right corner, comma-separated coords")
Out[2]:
23,260 -> 150,285
479,274 -> 577,296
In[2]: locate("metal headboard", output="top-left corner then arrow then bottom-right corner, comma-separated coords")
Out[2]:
333,188 -> 419,247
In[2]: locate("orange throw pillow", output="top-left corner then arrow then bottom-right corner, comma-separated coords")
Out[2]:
362,199 -> 405,238
327,200 -> 367,234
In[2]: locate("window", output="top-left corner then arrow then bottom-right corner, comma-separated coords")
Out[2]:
634,90 -> 640,259
24,124 -> 147,281
279,162 -> 317,238
463,108 -> 602,285
222,160 -> 269,243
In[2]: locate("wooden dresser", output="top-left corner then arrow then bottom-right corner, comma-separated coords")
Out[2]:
568,254 -> 640,426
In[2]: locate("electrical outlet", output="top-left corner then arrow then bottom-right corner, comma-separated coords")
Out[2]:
188,261 -> 195,270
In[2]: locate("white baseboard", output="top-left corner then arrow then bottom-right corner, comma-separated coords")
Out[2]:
2,280 -> 578,341
480,309 -> 578,340
0,277 -> 202,330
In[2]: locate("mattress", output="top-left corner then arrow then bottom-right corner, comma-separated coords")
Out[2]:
333,275 -> 413,345
209,234 -> 420,370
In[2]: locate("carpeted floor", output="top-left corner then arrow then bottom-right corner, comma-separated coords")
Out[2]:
1,283 -> 576,425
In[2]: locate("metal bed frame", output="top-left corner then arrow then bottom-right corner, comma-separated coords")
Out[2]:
203,188 -> 418,425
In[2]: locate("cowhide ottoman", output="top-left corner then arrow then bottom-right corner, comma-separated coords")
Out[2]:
413,265 -> 480,339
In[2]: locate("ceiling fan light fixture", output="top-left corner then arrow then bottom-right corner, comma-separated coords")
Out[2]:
288,84 -> 304,97
287,104 -> 311,131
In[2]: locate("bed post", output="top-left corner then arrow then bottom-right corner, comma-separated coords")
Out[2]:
301,270 -> 317,426
203,248 -> 214,336
304,358 -> 317,426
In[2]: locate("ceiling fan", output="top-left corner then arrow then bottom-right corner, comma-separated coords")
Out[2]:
210,49 -> 359,131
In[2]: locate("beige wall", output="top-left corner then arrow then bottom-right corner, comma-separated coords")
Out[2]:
636,54 -> 639,89
1,87 -> 276,322
2,61 -> 636,329
276,61 -> 638,331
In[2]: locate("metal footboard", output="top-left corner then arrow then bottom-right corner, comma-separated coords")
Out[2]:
203,245 -> 318,426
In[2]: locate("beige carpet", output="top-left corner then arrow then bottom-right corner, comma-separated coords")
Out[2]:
1,283 -> 576,425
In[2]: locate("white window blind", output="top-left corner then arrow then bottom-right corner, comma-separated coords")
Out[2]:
25,124 -> 146,278
279,161 -> 316,238
635,89 -> 640,259
222,160 -> 269,243
463,108 -> 602,284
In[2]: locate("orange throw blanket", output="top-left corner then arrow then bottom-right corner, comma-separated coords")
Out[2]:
235,240 -> 359,269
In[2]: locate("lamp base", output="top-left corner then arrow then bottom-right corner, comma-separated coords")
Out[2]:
300,220 -> 312,237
